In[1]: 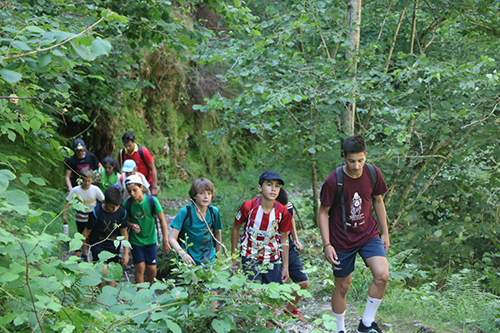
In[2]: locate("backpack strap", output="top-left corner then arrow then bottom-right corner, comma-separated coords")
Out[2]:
137,145 -> 151,181
328,165 -> 347,234
365,163 -> 378,201
146,194 -> 156,217
119,148 -> 125,167
125,198 -> 132,219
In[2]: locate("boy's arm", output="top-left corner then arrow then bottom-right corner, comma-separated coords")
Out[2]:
290,216 -> 303,251
214,229 -> 222,254
64,169 -> 73,191
62,202 -> 71,224
82,227 -> 92,240
231,222 -> 242,267
169,228 -> 195,265
147,161 -> 158,196
373,194 -> 390,252
318,204 -> 340,266
157,212 -> 171,253
120,227 -> 129,267
280,231 -> 289,283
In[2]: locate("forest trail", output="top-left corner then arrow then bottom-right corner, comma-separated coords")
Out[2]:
117,198 -> 449,333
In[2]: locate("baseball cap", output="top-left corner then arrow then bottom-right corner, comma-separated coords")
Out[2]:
259,170 -> 284,185
125,174 -> 142,186
122,159 -> 136,172
73,139 -> 86,151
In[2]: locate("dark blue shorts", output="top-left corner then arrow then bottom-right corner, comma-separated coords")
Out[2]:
131,244 -> 157,265
90,243 -> 120,263
332,237 -> 386,278
241,256 -> 282,284
289,242 -> 308,283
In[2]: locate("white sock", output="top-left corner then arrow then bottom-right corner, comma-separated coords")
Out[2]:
332,310 -> 346,333
362,295 -> 382,327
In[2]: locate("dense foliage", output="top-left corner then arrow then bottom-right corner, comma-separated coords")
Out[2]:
1,0 -> 499,331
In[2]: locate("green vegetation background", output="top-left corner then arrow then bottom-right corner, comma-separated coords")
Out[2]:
1,0 -> 499,332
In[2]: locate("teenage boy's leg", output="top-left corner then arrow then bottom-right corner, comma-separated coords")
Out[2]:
241,256 -> 263,283
359,237 -> 389,330
144,244 -> 158,284
261,260 -> 282,284
132,245 -> 147,284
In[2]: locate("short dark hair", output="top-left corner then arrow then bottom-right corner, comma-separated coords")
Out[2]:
189,178 -> 215,199
122,132 -> 136,144
104,186 -> 122,206
276,188 -> 289,206
102,156 -> 120,174
342,135 -> 366,158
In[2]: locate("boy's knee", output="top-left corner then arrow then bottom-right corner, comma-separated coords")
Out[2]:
299,280 -> 310,289
374,270 -> 389,286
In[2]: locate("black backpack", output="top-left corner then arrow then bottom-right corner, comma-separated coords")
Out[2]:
125,194 -> 156,218
179,205 -> 216,249
119,146 -> 150,181
328,163 -> 378,234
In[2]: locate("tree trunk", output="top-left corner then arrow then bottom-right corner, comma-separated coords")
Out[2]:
311,159 -> 319,225
344,0 -> 362,135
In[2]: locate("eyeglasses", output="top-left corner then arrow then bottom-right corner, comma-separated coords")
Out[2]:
75,149 -> 85,153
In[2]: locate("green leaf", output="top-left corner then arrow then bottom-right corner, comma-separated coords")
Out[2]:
97,251 -> 116,262
81,270 -> 102,286
0,169 -> 15,194
434,230 -> 443,238
0,271 -> 19,282
5,189 -> 29,206
212,318 -> 232,333
11,41 -> 31,51
166,319 -> 182,333
26,26 -> 45,33
30,118 -> 42,131
71,43 -> 92,60
0,69 -> 22,84
30,177 -> 46,186
91,37 -> 112,56
69,238 -> 83,252
38,53 -> 52,67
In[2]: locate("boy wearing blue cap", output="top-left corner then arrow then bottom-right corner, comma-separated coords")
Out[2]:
231,171 -> 292,284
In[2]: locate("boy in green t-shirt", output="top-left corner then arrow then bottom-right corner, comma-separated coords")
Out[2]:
124,175 -> 171,285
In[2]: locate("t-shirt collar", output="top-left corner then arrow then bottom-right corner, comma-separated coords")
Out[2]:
125,143 -> 139,156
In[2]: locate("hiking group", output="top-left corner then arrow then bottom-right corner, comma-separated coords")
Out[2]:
63,133 -> 389,332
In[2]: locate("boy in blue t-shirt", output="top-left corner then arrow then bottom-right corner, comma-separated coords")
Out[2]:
169,178 -> 222,265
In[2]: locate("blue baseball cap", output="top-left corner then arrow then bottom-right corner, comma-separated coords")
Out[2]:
259,170 -> 284,185
73,139 -> 86,151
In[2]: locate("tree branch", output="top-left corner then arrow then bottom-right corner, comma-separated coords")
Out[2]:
385,7 -> 406,74
418,16 -> 446,53
4,15 -> 106,61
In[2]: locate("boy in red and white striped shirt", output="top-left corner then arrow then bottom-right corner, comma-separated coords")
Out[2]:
231,170 -> 292,284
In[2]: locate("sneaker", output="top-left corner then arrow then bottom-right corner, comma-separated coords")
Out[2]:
357,320 -> 382,333
284,307 -> 307,323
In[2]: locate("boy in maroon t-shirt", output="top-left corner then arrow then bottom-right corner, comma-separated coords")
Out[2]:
318,135 -> 389,333
231,170 -> 292,285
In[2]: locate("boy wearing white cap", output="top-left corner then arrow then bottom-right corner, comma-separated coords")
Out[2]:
124,174 -> 170,285
116,159 -> 150,201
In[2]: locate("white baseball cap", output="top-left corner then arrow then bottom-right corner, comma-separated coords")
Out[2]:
125,174 -> 142,186
122,159 -> 136,172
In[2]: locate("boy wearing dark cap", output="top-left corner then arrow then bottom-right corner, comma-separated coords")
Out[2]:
231,171 -> 292,284
65,139 -> 102,192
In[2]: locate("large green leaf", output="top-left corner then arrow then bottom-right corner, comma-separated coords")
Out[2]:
0,69 -> 22,84
5,189 -> 29,206
11,41 -> 31,51
91,37 -> 112,56
0,169 -> 15,194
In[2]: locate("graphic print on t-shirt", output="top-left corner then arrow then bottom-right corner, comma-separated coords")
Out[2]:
347,192 -> 365,229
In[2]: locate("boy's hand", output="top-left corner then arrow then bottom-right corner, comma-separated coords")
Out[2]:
162,238 -> 171,253
293,239 -> 303,251
62,216 -> 68,224
121,253 -> 129,267
131,224 -> 141,233
281,267 -> 289,283
180,252 -> 196,265
231,258 -> 239,272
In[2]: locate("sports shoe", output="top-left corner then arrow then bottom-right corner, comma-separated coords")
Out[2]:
357,320 -> 382,333
284,307 -> 307,323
